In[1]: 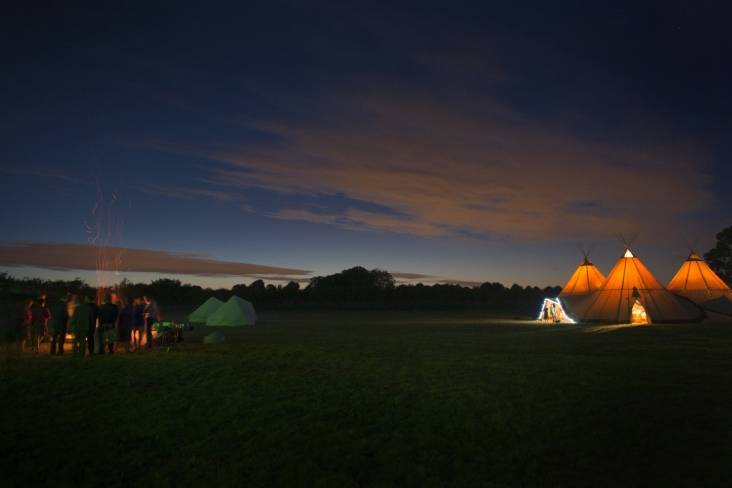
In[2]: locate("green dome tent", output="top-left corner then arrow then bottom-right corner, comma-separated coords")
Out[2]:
206,296 -> 258,326
188,297 -> 224,324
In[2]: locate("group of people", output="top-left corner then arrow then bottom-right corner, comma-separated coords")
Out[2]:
22,292 -> 159,355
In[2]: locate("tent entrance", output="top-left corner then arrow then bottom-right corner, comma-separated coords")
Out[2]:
538,298 -> 574,324
630,299 -> 650,324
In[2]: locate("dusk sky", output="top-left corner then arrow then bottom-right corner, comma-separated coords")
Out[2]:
2,2 -> 730,289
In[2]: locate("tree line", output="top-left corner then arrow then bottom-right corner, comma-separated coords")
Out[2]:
0,267 -> 560,316
2,224 -> 729,317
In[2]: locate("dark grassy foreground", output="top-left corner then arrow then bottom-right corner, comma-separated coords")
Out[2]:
3,312 -> 732,487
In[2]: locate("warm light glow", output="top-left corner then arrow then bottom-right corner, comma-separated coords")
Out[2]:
630,299 -> 649,324
537,298 -> 575,324
624,249 -> 634,258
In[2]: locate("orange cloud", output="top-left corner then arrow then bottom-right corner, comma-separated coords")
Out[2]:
180,87 -> 713,242
0,242 -> 311,279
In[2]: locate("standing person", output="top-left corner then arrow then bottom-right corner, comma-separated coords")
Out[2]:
97,295 -> 119,354
116,297 -> 134,353
86,296 -> 99,355
29,298 -> 46,354
132,297 -> 145,352
70,296 -> 94,356
49,295 -> 70,355
21,299 -> 33,352
143,295 -> 158,350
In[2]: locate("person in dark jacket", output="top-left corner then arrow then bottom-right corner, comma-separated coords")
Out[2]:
71,297 -> 95,356
49,295 -> 70,355
86,296 -> 99,355
132,297 -> 145,352
97,295 -> 119,354
116,297 -> 134,353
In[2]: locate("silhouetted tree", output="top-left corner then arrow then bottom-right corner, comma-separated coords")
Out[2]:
705,226 -> 732,285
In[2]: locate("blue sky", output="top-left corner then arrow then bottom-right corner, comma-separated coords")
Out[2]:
1,2 -> 730,288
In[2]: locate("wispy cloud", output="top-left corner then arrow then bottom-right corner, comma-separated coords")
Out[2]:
175,85 -> 713,242
139,183 -> 245,205
0,165 -> 93,186
0,242 -> 481,287
0,242 -> 311,280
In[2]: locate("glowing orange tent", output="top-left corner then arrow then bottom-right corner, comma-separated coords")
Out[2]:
538,256 -> 604,323
667,253 -> 732,303
569,248 -> 703,324
560,257 -> 605,297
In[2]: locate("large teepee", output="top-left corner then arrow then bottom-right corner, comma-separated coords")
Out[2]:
570,248 -> 703,324
667,252 -> 732,303
188,297 -> 224,324
560,257 -> 605,297
206,296 -> 258,326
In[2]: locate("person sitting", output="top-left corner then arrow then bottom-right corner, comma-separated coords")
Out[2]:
97,295 -> 119,354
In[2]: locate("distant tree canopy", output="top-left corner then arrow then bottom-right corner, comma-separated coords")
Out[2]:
0,267 -> 560,316
705,225 -> 732,285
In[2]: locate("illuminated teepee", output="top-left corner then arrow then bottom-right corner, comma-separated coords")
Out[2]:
569,248 -> 703,324
560,256 -> 605,297
667,252 -> 732,303
538,256 -> 604,323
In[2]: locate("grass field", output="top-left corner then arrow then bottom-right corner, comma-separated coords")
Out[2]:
3,311 -> 732,487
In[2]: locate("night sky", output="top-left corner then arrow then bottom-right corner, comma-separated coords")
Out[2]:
2,2 -> 730,289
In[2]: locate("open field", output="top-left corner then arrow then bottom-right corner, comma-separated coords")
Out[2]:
3,311 -> 732,487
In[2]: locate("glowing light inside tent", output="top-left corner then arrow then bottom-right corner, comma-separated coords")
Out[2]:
537,298 -> 575,324
630,299 -> 650,324
624,249 -> 634,258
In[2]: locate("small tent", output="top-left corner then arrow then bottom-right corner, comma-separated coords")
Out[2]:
560,256 -> 606,297
206,296 -> 258,326
569,248 -> 703,324
667,252 -> 732,303
188,297 -> 224,324
538,298 -> 574,323
539,256 -> 604,323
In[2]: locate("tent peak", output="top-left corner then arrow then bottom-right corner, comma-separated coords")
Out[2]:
687,252 -> 702,261
623,248 -> 634,258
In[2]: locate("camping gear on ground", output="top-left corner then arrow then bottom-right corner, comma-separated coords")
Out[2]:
205,296 -> 257,326
203,331 -> 226,344
152,322 -> 184,346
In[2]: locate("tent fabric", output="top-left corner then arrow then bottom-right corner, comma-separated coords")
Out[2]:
560,257 -> 605,296
567,248 -> 704,324
188,297 -> 224,324
701,296 -> 732,317
206,296 -> 257,326
667,253 -> 732,304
